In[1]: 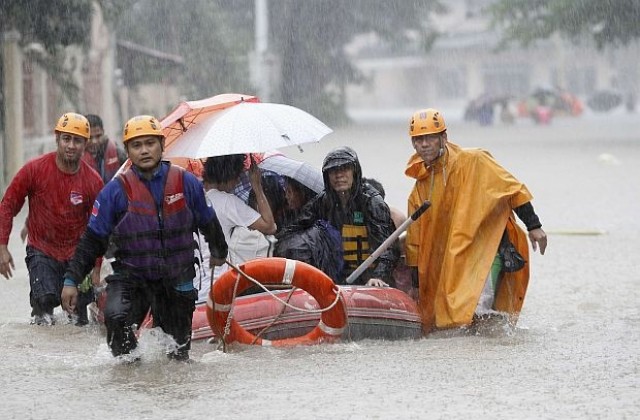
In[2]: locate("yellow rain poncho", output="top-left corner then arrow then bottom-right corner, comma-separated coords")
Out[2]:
405,142 -> 532,332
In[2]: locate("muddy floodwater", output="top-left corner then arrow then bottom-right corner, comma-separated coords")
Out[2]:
1,111 -> 638,419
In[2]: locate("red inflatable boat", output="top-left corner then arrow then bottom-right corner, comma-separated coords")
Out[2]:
128,258 -> 422,345
194,285 -> 422,343
200,257 -> 422,345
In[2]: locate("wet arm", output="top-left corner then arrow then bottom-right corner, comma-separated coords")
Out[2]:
248,168 -> 276,235
368,198 -> 400,283
64,181 -> 123,284
0,164 -> 32,244
183,173 -> 228,260
64,228 -> 109,283
514,202 -> 547,254
199,212 -> 228,260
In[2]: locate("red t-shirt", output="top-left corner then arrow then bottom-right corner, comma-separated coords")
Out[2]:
0,152 -> 104,261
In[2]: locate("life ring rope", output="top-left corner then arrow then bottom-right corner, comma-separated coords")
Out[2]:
208,258 -> 348,348
223,259 -> 343,315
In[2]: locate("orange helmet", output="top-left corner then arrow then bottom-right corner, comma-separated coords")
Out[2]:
123,115 -> 163,143
54,112 -> 90,139
409,108 -> 446,137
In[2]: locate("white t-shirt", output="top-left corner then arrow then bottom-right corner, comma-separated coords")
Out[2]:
194,188 -> 263,303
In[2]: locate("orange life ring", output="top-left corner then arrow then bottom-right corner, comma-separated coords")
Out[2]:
207,257 -> 347,347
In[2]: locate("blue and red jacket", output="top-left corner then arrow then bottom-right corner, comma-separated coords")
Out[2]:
111,165 -> 195,281
65,161 -> 227,286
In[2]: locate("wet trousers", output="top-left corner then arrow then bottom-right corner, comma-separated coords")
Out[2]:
103,274 -> 197,359
25,246 -> 65,316
25,246 -> 95,324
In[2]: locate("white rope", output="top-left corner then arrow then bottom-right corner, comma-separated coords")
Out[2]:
225,260 -> 343,315
221,271 -> 242,352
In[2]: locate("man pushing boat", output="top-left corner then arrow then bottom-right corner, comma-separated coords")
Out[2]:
61,115 -> 228,361
404,108 -> 548,333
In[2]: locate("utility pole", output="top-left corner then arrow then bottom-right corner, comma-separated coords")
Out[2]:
254,0 -> 270,102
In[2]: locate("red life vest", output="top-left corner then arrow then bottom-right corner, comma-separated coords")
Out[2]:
112,165 -> 196,283
83,139 -> 121,182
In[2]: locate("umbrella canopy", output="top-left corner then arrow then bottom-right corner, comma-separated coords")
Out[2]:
231,152 -> 323,203
161,93 -> 259,148
259,152 -> 323,193
164,102 -> 333,159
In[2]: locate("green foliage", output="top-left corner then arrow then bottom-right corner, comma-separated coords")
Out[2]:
1,0 -> 442,125
113,0 -> 254,98
489,0 -> 640,49
0,0 -> 93,53
0,0 -> 95,106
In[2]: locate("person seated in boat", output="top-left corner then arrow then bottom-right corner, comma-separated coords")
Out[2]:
277,146 -> 400,287
281,176 -> 318,230
362,177 -> 406,230
230,173 -> 284,267
362,177 -> 413,294
405,108 -> 548,333
203,154 -> 277,285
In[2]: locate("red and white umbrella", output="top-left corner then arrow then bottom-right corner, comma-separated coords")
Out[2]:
164,101 -> 333,159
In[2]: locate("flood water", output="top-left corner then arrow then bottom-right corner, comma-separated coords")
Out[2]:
1,110 -> 639,419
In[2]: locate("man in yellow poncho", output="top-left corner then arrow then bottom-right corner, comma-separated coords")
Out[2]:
404,108 -> 548,333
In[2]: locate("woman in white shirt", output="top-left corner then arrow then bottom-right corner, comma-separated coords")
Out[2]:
195,154 -> 276,302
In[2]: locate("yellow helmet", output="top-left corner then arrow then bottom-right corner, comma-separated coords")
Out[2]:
409,108 -> 446,137
54,112 -> 90,139
123,115 -> 163,143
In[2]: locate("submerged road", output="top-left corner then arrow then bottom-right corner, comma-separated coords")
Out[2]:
1,112 -> 638,419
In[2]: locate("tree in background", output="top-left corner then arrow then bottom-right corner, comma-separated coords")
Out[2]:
114,0 -> 442,124
270,0 -> 442,124
0,0 -> 97,110
1,0 -> 443,127
489,0 -> 640,49
114,0 -> 254,100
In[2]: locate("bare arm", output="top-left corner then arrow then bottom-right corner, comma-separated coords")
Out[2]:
247,159 -> 277,235
0,244 -> 15,279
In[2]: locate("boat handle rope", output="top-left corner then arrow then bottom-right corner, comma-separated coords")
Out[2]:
251,287 -> 297,345
224,259 -> 343,314
218,260 -> 344,351
221,270 -> 242,352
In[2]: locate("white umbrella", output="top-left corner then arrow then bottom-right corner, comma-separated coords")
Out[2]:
259,153 -> 324,193
164,102 -> 333,159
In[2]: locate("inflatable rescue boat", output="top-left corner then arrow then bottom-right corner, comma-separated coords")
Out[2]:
130,258 -> 421,346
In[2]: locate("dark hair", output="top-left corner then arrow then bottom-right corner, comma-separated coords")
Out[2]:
85,114 -> 103,130
249,174 -> 286,213
363,177 -> 385,199
203,154 -> 245,184
285,177 -> 316,204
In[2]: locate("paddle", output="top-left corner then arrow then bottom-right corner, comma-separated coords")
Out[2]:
345,200 -> 431,285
